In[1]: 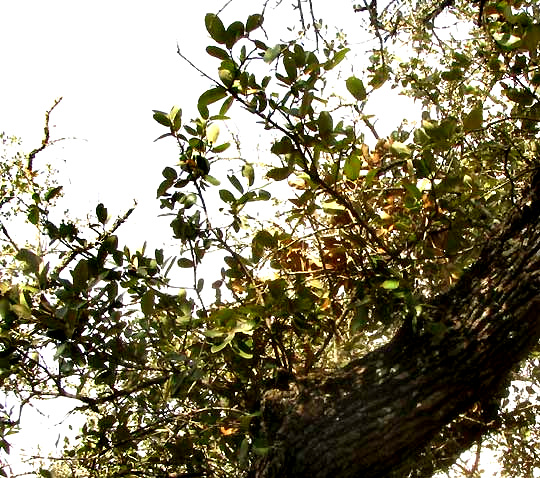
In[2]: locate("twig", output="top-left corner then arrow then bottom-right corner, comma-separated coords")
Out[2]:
27,97 -> 63,172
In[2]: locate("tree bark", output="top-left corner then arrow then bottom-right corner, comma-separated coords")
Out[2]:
251,170 -> 540,478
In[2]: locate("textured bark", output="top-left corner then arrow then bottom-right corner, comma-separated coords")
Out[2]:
251,171 -> 540,478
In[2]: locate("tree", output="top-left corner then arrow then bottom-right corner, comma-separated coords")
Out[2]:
1,0 -> 540,477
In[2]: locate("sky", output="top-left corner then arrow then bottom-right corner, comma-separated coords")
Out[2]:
0,0 -> 416,474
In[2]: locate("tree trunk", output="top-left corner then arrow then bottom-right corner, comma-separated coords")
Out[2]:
251,171 -> 540,478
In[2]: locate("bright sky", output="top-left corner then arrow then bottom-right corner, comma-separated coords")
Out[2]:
0,0 -> 416,474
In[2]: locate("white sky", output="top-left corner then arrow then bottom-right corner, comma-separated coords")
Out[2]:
0,0 -> 416,474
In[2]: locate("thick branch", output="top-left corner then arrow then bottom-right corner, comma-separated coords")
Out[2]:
251,170 -> 540,478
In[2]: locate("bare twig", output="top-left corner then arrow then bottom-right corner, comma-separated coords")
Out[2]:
27,97 -> 63,172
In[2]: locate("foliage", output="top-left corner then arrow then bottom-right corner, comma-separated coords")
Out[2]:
1,1 -> 540,477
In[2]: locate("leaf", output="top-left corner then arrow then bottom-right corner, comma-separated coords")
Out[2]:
27,204 -> 39,225
266,166 -> 293,181
44,186 -> 63,202
264,44 -> 282,63
324,48 -> 350,70
152,110 -> 171,127
228,175 -> 244,194
141,290 -> 155,316
369,67 -> 388,89
219,189 -> 236,203
225,21 -> 244,49
169,105 -> 182,132
242,163 -> 255,186
318,111 -> 333,140
254,230 -> 277,249
381,279 -> 399,290
196,278 -> 204,293
271,136 -> 295,155
206,46 -> 230,60
322,201 -> 345,212
463,106 -> 483,132
198,87 -> 228,119
493,32 -> 522,50
162,166 -> 177,180
205,175 -> 221,186
246,14 -> 264,32
16,248 -> 41,274
283,55 -> 297,80
344,153 -> 361,180
389,142 -> 411,158
212,142 -> 230,153
177,258 -> 194,268
211,334 -> 234,353
220,95 -> 234,116
346,76 -> 367,101
205,13 -> 227,44
350,305 -> 369,333
206,123 -> 220,144
218,61 -> 237,88
96,203 -> 108,224
72,259 -> 89,292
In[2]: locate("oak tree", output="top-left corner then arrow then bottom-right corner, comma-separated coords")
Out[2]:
1,1 -> 539,477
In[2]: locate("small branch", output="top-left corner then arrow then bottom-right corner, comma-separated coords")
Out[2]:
27,97 -> 63,172
52,205 -> 136,278
0,221 -> 19,252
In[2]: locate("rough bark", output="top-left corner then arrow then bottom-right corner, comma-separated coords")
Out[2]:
251,170 -> 540,478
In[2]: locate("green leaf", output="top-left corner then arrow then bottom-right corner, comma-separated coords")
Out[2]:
205,13 -> 227,44
205,175 -> 221,186
264,44 -> 282,63
381,279 -> 399,290
318,111 -> 333,140
212,142 -> 230,153
141,290 -> 155,316
350,305 -> 369,333
219,189 -> 236,203
346,76 -> 367,101
211,334 -> 234,353
463,106 -> 483,132
322,201 -> 345,212
266,166 -> 293,181
324,48 -> 350,70
219,95 -> 234,116
343,153 -> 361,180
402,180 -> 422,200
283,55 -> 297,80
198,87 -> 228,118
493,32 -> 522,50
44,186 -> 63,202
27,204 -> 39,225
271,136 -> 295,155
225,21 -> 244,49
242,163 -> 255,186
152,110 -> 171,127
170,105 -> 182,132
177,258 -> 194,268
369,67 -> 388,89
162,166 -> 177,180
254,230 -> 277,249
96,203 -> 108,224
206,123 -> 220,144
246,14 -> 264,32
218,61 -> 237,88
16,248 -> 41,274
389,142 -> 411,158
228,175 -> 244,194
196,278 -> 204,293
206,46 -> 230,60
72,259 -> 89,292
